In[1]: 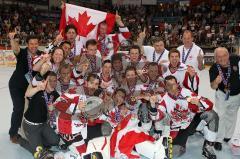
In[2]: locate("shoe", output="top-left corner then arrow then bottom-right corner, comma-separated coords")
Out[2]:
223,138 -> 231,143
214,142 -> 222,151
34,146 -> 54,159
202,141 -> 217,159
10,134 -> 22,144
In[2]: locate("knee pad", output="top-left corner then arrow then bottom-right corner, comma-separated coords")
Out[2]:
203,126 -> 217,142
200,110 -> 219,122
200,110 -> 219,132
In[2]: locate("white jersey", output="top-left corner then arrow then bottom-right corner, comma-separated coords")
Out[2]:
97,73 -> 118,94
89,27 -> 131,60
68,36 -> 86,58
54,91 -> 87,137
143,46 -> 169,65
177,42 -> 204,72
152,88 -> 213,131
163,63 -> 199,92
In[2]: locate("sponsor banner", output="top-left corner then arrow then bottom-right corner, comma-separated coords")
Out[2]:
0,50 -> 4,66
0,50 -> 17,67
204,52 -> 215,65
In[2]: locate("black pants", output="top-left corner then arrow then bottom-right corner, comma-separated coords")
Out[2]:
8,86 -> 27,137
173,110 -> 219,147
19,120 -> 59,154
85,124 -> 103,144
173,113 -> 201,146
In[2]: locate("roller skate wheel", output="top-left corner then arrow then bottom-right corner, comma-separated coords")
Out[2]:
36,146 -> 43,152
34,152 -> 39,159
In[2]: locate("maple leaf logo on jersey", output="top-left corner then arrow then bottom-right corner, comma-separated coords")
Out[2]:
68,11 -> 95,37
171,104 -> 189,122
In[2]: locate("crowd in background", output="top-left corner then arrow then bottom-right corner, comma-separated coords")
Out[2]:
4,1 -> 240,159
1,1 -> 240,48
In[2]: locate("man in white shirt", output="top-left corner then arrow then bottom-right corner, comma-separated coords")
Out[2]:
137,30 -> 169,65
177,30 -> 204,72
143,38 -> 169,65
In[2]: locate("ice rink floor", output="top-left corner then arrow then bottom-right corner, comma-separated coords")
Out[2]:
0,67 -> 239,159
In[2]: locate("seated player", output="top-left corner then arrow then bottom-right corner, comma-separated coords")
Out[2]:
150,75 -> 219,159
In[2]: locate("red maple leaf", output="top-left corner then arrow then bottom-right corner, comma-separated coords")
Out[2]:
68,11 -> 95,37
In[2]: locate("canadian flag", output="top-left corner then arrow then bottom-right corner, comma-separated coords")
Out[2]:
110,114 -> 155,158
59,3 -> 116,38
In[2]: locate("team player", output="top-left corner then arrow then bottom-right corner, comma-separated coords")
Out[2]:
150,75 -> 219,159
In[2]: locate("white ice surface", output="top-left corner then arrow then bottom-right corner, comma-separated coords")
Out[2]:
0,67 -> 239,159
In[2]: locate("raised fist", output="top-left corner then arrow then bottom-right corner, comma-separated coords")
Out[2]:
55,30 -> 64,44
138,27 -> 146,40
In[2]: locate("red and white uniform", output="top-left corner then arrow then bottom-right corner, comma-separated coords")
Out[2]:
144,76 -> 165,95
97,27 -> 131,60
54,90 -> 88,154
54,93 -> 87,135
69,37 -> 86,58
98,73 -> 118,94
99,106 -> 130,128
177,42 -> 204,72
71,67 -> 86,86
110,114 -> 155,158
84,53 -> 102,73
163,62 -> 199,92
151,88 -> 213,138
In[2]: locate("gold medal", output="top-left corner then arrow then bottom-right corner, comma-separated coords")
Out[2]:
142,68 -> 147,73
130,96 -> 136,102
